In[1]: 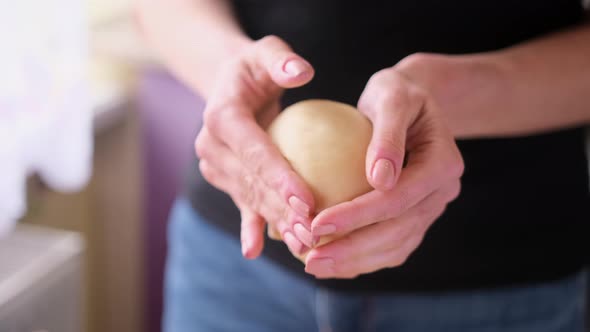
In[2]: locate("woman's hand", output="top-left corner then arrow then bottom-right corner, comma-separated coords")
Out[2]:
306,55 -> 464,278
195,36 -> 317,259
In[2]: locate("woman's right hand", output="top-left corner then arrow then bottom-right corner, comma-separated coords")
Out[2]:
195,36 -> 317,259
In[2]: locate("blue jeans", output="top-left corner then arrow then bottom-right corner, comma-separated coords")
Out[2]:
163,198 -> 588,332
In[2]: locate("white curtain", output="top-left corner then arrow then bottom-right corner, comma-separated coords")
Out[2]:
0,0 -> 92,235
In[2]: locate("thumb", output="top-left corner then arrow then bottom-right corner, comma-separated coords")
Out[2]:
358,71 -> 423,191
365,110 -> 407,191
254,35 -> 314,88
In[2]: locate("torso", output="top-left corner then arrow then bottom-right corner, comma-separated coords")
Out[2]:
187,0 -> 590,291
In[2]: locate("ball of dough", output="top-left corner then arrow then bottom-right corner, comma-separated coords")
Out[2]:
267,99 -> 373,261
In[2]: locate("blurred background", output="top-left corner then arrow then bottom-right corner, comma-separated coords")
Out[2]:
0,0 -> 201,331
0,1 -> 589,332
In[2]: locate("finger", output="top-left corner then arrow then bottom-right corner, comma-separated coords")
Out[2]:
252,35 -> 315,88
312,158 -> 441,237
205,107 -> 315,219
200,112 -> 315,248
198,159 -> 231,193
266,211 -> 314,253
266,195 -> 311,255
195,128 -> 232,168
307,182 -> 455,269
306,219 -> 410,277
312,122 -> 462,238
307,233 -> 425,279
200,158 -> 267,259
240,207 -> 266,259
203,152 -> 311,255
358,69 -> 424,191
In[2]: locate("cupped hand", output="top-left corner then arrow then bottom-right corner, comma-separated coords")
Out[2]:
306,54 -> 465,278
195,36 -> 317,259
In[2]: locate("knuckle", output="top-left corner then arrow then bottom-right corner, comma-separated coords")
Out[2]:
380,84 -> 412,111
433,147 -> 464,181
194,132 -> 207,158
203,105 -> 241,137
396,52 -> 434,73
371,70 -> 427,108
445,155 -> 465,179
202,106 -> 222,133
387,249 -> 410,268
396,253 -> 410,266
455,157 -> 466,177
447,181 -> 462,202
199,160 -> 217,185
258,35 -> 288,50
372,135 -> 406,160
368,67 -> 395,86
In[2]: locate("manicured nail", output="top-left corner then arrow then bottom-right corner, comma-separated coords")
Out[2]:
288,196 -> 310,217
241,239 -> 249,257
371,158 -> 395,189
313,224 -> 336,237
293,223 -> 313,248
283,59 -> 308,77
305,257 -> 335,276
312,235 -> 321,247
283,231 -> 305,255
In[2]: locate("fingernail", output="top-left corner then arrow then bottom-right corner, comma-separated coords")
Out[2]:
371,158 -> 395,190
283,231 -> 306,255
241,239 -> 249,257
293,223 -> 313,248
283,59 -> 308,77
313,224 -> 336,236
305,257 -> 335,276
312,235 -> 321,247
289,196 -> 310,217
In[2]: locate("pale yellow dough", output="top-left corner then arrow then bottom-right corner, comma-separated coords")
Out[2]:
267,99 -> 373,261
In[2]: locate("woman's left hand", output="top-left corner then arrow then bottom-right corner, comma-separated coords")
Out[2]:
305,54 -> 465,279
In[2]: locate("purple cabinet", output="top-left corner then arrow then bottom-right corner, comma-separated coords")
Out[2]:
137,68 -> 203,332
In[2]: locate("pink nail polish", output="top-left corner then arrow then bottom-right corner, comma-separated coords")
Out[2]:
283,59 -> 308,77
241,239 -> 249,257
283,231 -> 306,255
371,158 -> 395,189
293,223 -> 313,248
312,235 -> 321,247
313,224 -> 336,236
288,196 -> 310,217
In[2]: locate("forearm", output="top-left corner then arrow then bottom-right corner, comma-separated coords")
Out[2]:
497,22 -> 590,136
403,21 -> 590,138
135,0 -> 252,97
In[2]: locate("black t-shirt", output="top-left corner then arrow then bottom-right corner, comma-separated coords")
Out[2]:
187,0 -> 590,292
